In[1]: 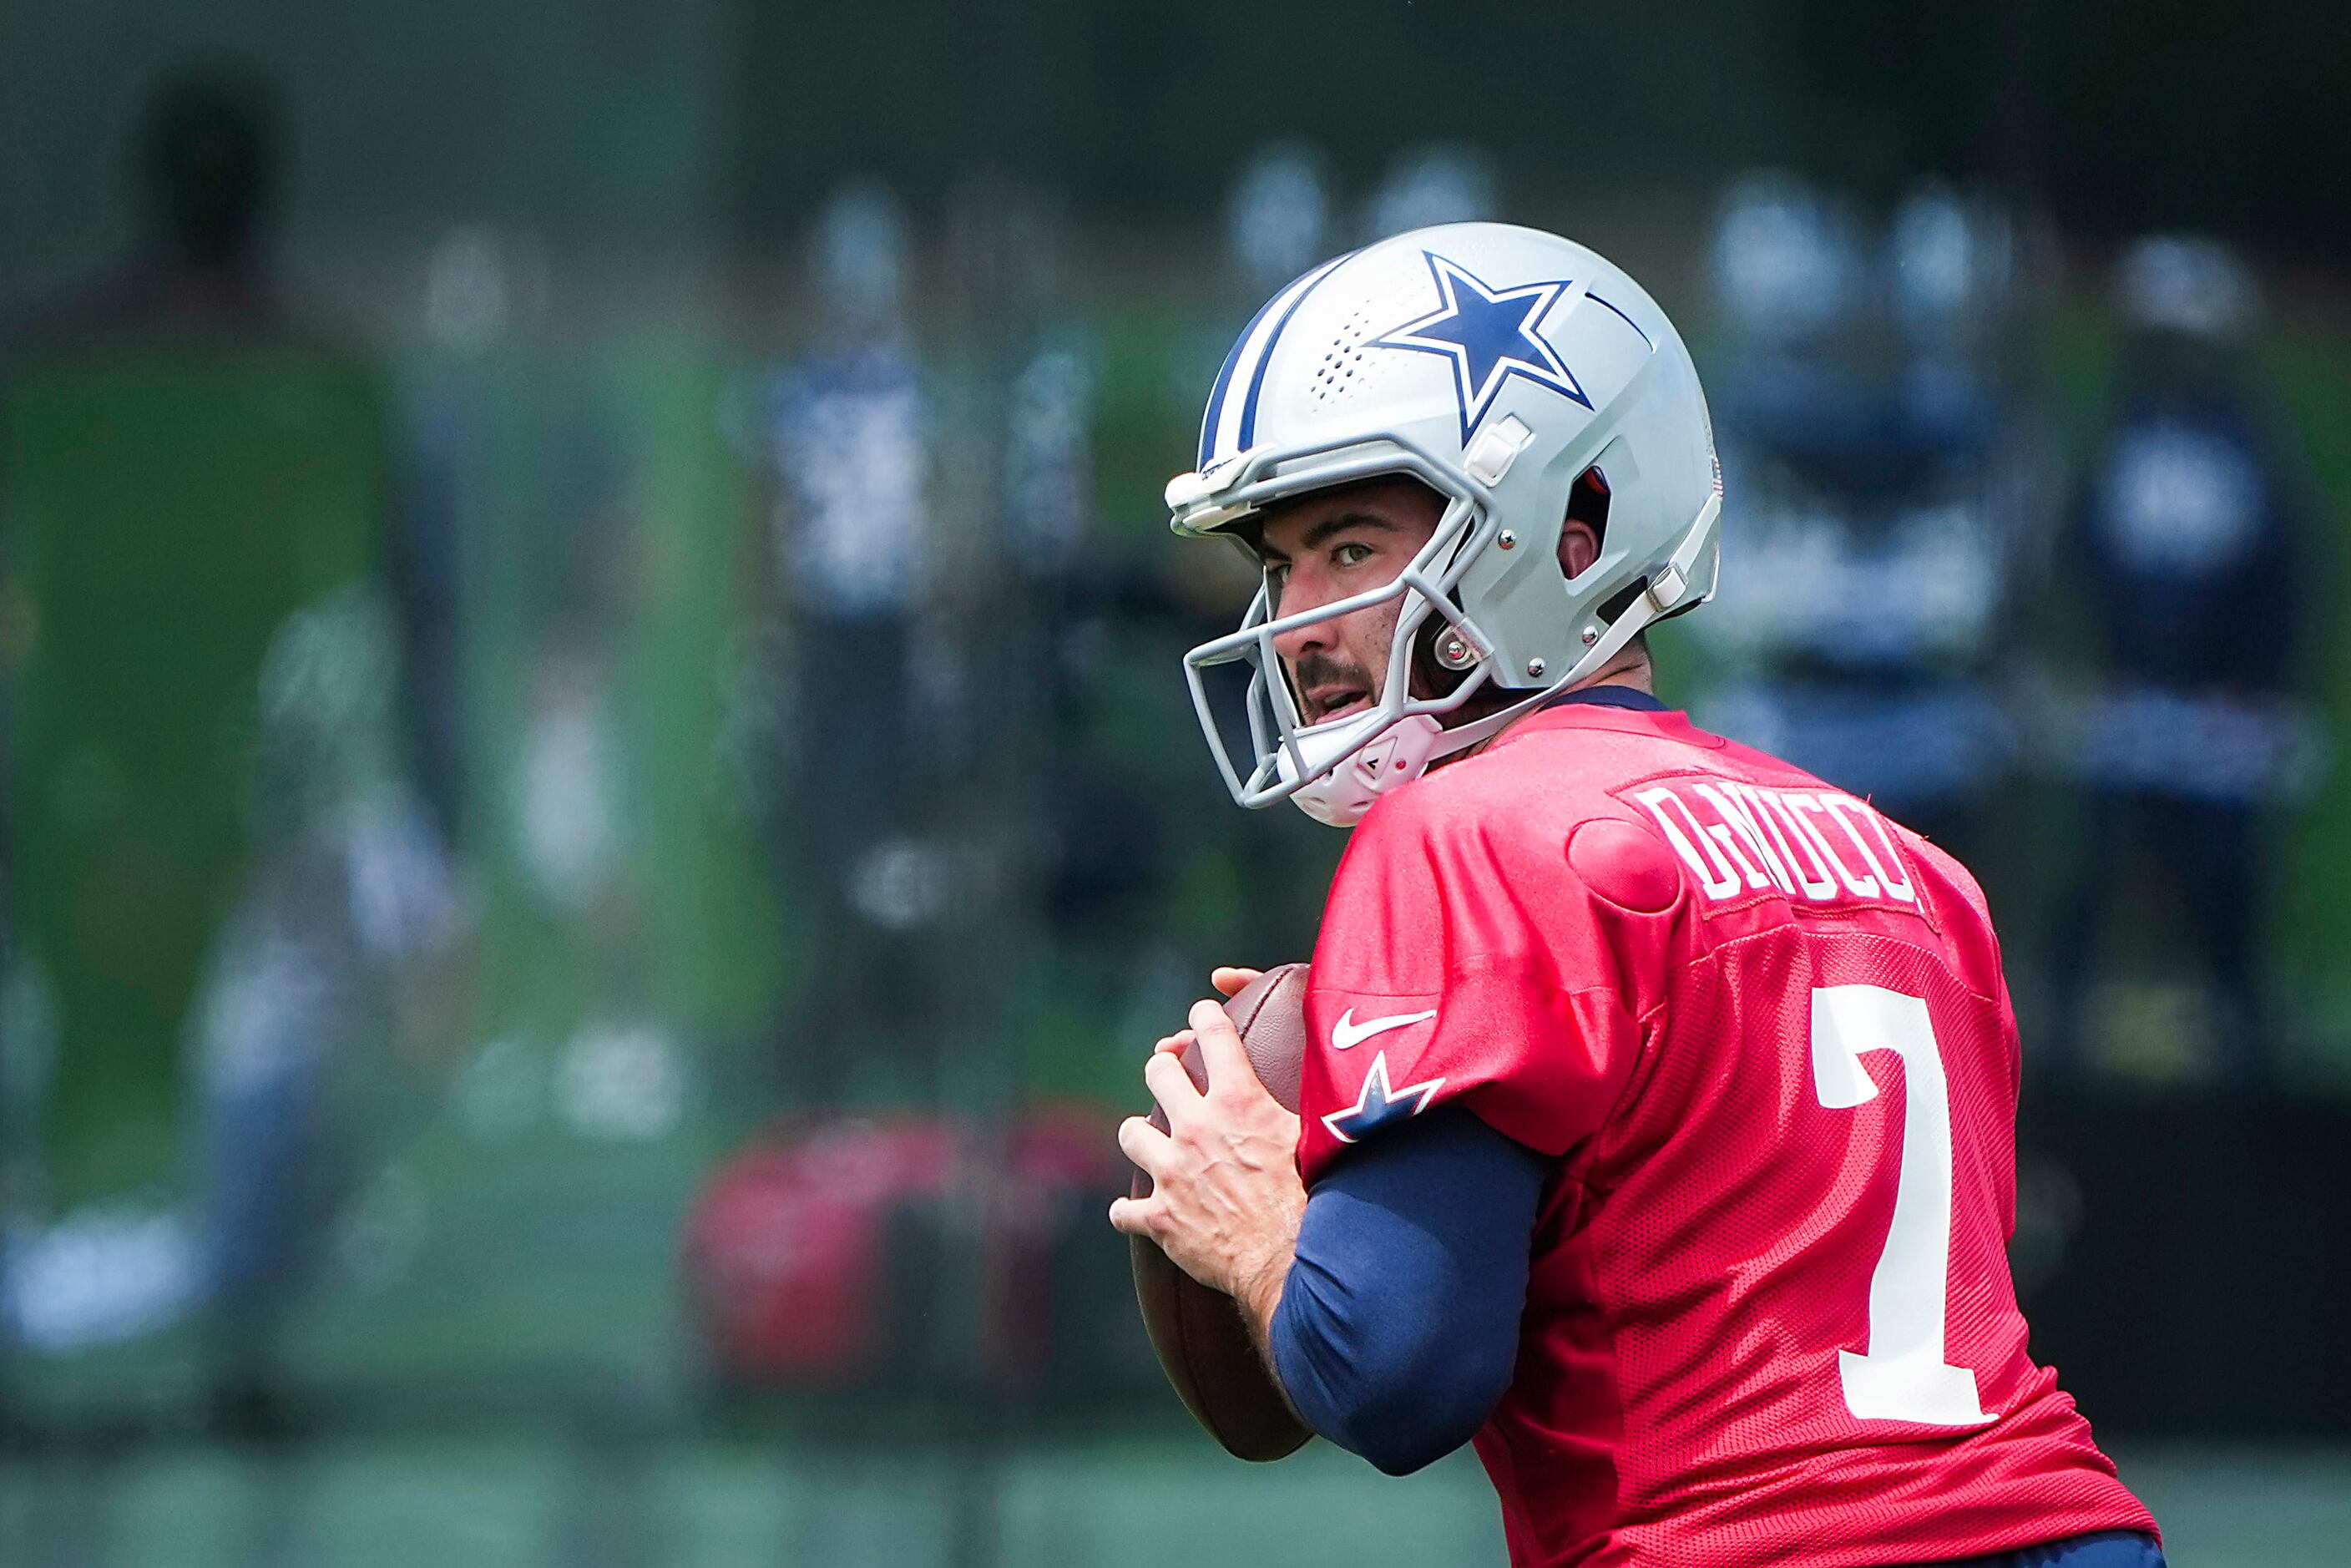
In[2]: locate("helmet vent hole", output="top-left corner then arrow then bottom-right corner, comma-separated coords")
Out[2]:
1309,311 -> 1384,407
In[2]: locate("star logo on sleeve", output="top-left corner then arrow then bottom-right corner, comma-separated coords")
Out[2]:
1320,1050 -> 1448,1145
1371,251 -> 1591,443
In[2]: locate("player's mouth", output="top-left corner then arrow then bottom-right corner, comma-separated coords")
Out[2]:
1305,686 -> 1373,724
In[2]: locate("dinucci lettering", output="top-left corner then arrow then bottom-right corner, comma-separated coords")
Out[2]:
1631,780 -> 1916,907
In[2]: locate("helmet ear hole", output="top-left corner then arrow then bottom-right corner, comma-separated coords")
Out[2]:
1567,465 -> 1648,631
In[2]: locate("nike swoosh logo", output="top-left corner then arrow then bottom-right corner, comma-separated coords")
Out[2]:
1331,1008 -> 1438,1051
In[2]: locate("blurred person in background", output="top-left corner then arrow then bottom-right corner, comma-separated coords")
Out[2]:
0,59 -> 457,1428
688,190 -> 1153,1408
2046,236 -> 2322,1088
983,207 -> 1176,975
746,182 -> 946,1105
1693,173 -> 2024,867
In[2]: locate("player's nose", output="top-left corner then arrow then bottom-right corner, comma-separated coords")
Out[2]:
1269,608 -> 1335,668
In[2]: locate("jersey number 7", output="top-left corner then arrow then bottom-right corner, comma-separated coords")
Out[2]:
1811,985 -> 1994,1429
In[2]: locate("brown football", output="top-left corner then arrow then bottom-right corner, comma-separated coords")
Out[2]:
1129,963 -> 1314,1461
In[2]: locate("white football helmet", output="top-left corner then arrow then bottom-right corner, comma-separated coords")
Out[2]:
1168,221 -> 1723,826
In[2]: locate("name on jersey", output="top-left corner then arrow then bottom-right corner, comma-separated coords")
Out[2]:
1626,777 -> 1917,908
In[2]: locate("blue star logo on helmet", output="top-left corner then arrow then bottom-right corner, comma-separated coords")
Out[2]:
1373,252 -> 1591,443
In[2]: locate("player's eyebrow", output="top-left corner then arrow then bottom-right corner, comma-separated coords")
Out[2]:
1257,511 -> 1400,564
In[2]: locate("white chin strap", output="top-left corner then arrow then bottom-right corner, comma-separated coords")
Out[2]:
1282,713 -> 1450,827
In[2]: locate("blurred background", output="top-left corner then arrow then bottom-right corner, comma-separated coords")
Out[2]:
2,2 -> 2348,1564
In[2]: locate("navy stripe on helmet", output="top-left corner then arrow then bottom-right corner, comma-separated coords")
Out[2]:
1198,308 -> 1271,467
1586,292 -> 1654,349
1235,252 -> 1349,453
1198,251 -> 1352,468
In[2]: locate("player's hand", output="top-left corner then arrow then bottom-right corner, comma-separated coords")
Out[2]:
1110,996 -> 1305,1327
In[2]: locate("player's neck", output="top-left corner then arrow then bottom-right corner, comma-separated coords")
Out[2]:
1441,651 -> 1657,766
1577,650 -> 1654,698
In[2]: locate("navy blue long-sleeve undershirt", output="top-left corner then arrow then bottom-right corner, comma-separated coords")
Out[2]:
1267,1105 -> 1550,1474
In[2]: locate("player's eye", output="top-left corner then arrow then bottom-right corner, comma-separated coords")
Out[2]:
1332,541 -> 1376,569
1264,563 -> 1290,604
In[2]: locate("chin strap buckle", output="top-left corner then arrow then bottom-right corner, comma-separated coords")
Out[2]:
1646,564 -> 1687,613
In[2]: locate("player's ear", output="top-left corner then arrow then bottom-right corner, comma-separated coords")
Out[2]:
1557,466 -> 1610,579
1559,519 -> 1600,579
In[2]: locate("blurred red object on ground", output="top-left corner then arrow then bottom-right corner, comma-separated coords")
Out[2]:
681,1106 -> 1130,1392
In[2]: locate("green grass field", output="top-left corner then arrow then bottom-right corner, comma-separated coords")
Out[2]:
3,1434 -> 2343,1566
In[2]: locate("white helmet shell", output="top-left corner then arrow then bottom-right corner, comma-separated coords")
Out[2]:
1169,221 -> 1723,823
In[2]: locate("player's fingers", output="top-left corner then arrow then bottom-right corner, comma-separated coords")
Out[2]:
1152,1029 -> 1196,1057
1142,1050 -> 1201,1120
1190,995 -> 1264,1097
1106,1194 -> 1161,1237
1117,1113 -> 1173,1175
1210,966 -> 1262,998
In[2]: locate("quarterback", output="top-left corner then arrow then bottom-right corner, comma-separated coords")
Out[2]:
1109,225 -> 2162,1567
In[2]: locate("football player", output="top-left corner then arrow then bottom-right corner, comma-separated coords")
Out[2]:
1110,223 -> 2162,1567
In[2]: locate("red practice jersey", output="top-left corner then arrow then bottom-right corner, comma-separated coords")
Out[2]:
1298,701 -> 2156,1568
